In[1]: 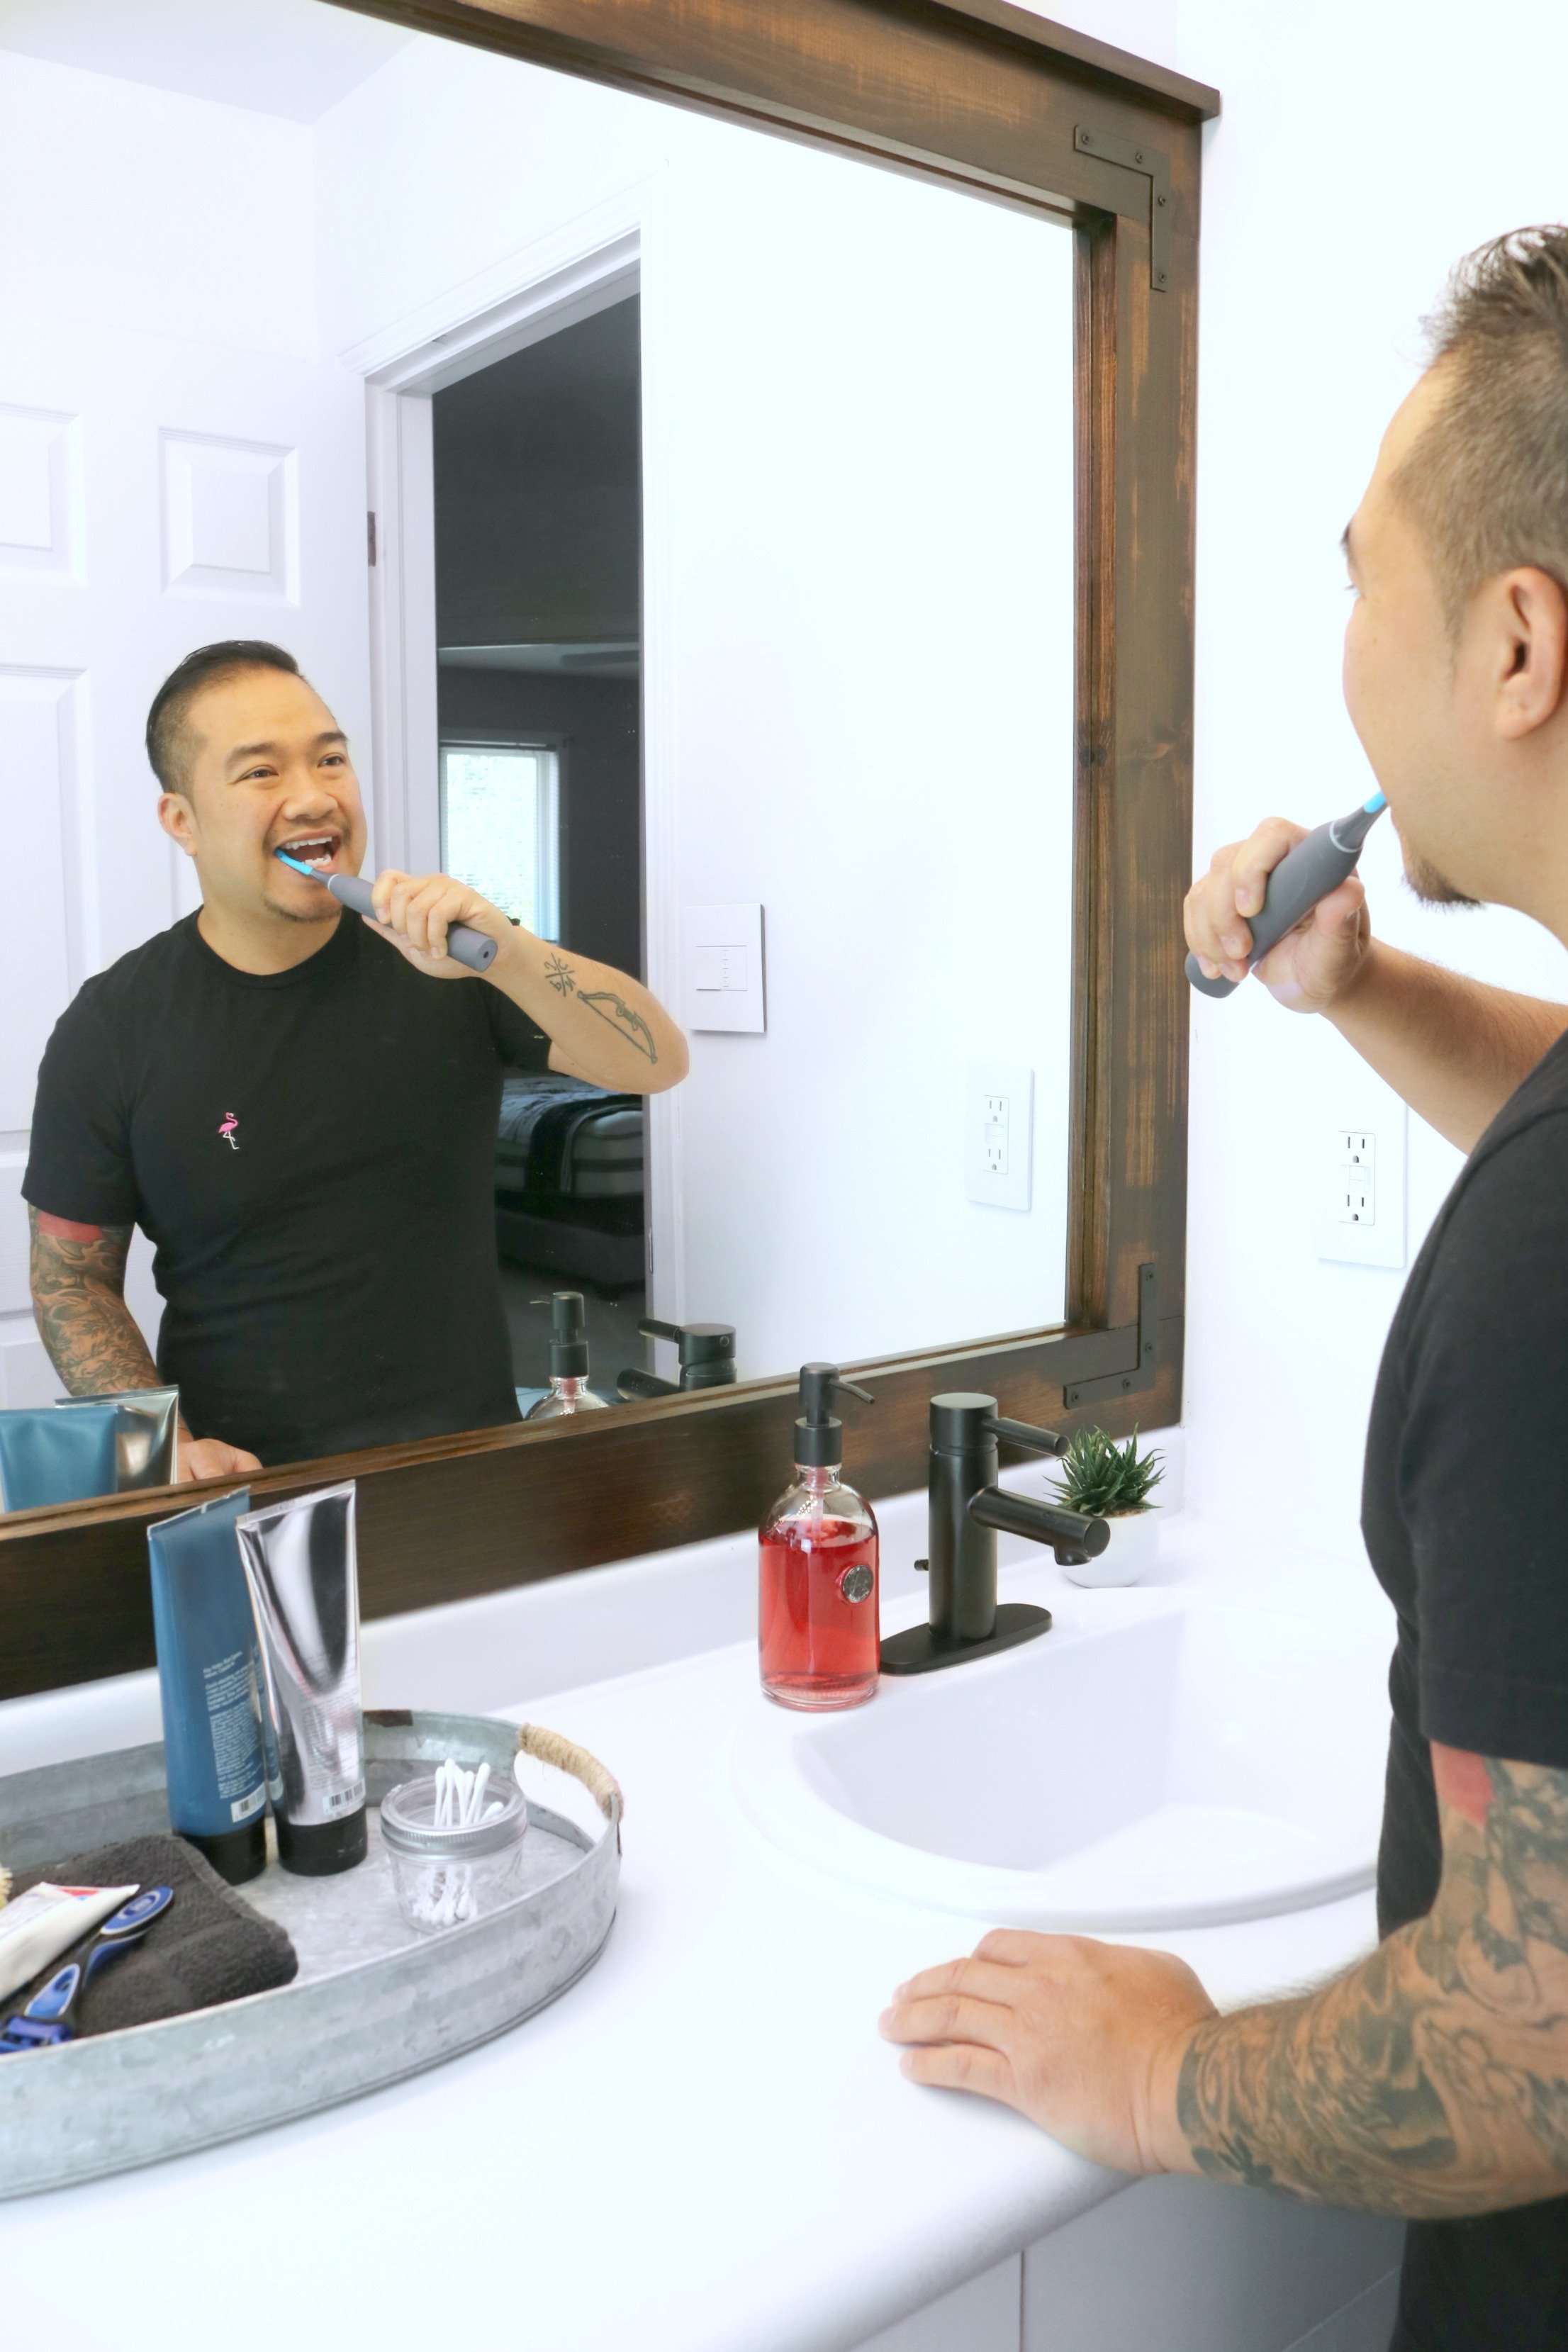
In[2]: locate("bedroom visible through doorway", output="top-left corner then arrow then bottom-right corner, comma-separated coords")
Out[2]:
432,296 -> 646,1404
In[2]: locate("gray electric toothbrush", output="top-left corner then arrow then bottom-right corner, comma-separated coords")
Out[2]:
274,851 -> 499,972
1185,790 -> 1387,999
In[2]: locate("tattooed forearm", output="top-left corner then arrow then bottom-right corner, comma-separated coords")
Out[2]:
507,936 -> 685,1089
579,990 -> 658,1064
1176,1755 -> 1568,2217
28,1207 -> 160,1396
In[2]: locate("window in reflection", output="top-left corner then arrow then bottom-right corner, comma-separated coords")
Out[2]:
440,744 -> 560,938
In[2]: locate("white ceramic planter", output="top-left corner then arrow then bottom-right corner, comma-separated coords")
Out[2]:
1062,1503 -> 1160,1587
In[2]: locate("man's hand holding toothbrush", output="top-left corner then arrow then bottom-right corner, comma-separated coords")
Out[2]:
1183,811 -> 1565,1152
358,865 -> 690,1097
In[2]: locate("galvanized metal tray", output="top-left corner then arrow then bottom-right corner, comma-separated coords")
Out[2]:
0,1708 -> 620,2198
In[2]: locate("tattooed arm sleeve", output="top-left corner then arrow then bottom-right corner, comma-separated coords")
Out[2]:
1175,1743 -> 1568,2216
28,1206 -> 162,1396
488,934 -> 688,1093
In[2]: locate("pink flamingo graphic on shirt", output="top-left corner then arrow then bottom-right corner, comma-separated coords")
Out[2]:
218,1112 -> 240,1152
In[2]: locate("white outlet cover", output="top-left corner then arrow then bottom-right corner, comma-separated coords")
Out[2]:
1318,1104 -> 1407,1268
965,1063 -> 1034,1212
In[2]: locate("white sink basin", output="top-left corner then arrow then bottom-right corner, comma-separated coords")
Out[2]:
732,1594 -> 1389,1930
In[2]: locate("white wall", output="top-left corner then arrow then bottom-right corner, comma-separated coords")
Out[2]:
1034,0 -> 1568,1557
0,47 -> 371,1403
641,134 -> 1074,1373
321,41 -> 1075,1379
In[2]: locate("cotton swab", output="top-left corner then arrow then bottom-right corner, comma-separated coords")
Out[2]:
417,1759 -> 507,1929
432,1757 -> 503,1830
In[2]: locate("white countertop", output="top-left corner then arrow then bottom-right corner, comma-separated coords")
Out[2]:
0,1494 -> 1394,2352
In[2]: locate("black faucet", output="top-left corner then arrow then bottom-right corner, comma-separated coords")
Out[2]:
617,1317 -> 737,1400
880,1392 -> 1109,1675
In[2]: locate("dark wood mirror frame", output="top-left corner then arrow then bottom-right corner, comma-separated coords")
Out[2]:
0,0 -> 1219,1701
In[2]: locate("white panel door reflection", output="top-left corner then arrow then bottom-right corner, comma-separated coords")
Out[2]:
0,403 -> 84,581
0,51 -> 372,1404
161,430 -> 299,601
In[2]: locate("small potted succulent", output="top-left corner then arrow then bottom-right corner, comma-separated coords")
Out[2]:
1048,1426 -> 1165,1586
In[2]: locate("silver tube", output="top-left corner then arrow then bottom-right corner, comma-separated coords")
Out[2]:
236,1482 -> 367,1877
57,1386 -> 179,1490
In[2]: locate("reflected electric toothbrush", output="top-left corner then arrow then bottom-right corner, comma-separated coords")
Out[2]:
274,851 -> 499,973
1185,790 -> 1388,999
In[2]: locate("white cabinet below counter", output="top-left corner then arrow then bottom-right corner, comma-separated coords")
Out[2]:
858,2179 -> 1401,2352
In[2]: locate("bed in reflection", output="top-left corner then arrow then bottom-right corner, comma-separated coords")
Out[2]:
494,1073 -> 646,1292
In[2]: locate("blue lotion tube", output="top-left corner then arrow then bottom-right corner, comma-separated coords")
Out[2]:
147,1487 -> 269,1884
0,1403 -> 118,1511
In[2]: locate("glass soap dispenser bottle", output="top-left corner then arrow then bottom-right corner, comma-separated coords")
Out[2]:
526,1292 -> 611,1420
758,1364 -> 878,1709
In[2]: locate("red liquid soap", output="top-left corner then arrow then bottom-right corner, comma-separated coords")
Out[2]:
759,1465 -> 880,1709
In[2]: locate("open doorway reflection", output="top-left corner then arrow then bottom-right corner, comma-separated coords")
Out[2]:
432,296 -> 648,1404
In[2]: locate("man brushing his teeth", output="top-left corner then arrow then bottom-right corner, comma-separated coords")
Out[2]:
23,639 -> 687,1475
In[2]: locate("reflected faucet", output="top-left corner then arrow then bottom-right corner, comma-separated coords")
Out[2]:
617,1317 -> 737,1400
880,1392 -> 1109,1675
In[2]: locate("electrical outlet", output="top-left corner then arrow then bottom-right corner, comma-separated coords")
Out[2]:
966,1064 -> 1033,1211
1336,1131 -> 1374,1224
1318,1112 -> 1406,1267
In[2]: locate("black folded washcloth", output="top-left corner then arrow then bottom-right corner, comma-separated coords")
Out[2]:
9,1835 -> 297,2036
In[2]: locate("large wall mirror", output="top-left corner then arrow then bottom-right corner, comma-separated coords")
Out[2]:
0,0 -> 1215,1696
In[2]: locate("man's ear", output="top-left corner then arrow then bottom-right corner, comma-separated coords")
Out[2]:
1489,566 -> 1568,741
157,790 -> 198,856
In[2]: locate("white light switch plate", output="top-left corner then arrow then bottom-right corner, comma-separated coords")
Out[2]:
683,904 -> 766,1034
1317,1104 -> 1407,1267
966,1063 -> 1034,1212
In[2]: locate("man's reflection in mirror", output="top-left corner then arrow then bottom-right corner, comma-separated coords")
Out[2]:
22,642 -> 687,1478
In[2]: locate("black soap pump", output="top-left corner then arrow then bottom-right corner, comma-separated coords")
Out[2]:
526,1292 -> 611,1420
758,1364 -> 879,1709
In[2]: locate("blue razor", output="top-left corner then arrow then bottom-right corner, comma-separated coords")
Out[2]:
1186,791 -> 1388,999
0,1885 -> 174,2052
274,851 -> 498,973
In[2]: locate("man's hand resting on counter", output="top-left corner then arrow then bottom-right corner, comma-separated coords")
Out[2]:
179,1430 -> 261,1482
881,1747 -> 1568,2220
364,868 -> 689,1097
879,1930 -> 1214,2173
28,1210 -> 259,1485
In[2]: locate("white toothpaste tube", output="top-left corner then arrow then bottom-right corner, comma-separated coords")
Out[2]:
0,1882 -> 138,2006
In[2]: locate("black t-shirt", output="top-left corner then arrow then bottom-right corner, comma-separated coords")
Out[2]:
1363,1029 -> 1568,2351
23,912 -> 549,1467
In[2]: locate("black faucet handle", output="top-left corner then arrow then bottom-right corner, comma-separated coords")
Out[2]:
640,1316 -> 735,1351
982,1414 -> 1068,1457
969,1486 -> 1109,1562
638,1317 -> 737,1391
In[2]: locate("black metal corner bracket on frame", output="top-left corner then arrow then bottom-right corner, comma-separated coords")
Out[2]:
1073,125 -> 1171,289
1063,1262 -> 1159,1407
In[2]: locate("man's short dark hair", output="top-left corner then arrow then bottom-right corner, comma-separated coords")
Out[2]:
145,641 -> 302,795
1396,225 -> 1568,634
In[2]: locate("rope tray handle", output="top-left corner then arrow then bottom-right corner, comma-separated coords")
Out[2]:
515,1722 -> 623,1824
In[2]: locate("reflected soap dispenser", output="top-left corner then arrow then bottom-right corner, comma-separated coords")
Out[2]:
758,1365 -> 878,1710
526,1292 -> 611,1420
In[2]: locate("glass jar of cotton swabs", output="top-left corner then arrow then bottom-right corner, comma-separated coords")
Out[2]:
379,1757 -> 528,1934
